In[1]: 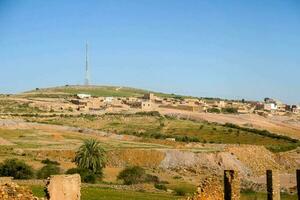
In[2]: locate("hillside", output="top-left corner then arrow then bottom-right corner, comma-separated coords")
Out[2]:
22,85 -> 188,99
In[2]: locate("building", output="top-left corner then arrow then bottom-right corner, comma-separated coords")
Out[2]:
291,105 -> 299,113
76,94 -> 91,99
264,103 -> 278,111
141,101 -> 153,111
144,93 -> 155,101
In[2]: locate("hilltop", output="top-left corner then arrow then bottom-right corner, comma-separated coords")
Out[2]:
22,85 -> 189,99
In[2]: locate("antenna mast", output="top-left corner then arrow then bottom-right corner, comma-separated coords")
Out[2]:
84,41 -> 90,86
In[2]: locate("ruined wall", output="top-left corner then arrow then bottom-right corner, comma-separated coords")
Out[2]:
46,174 -> 81,200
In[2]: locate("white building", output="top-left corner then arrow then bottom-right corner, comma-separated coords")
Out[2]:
264,103 -> 277,111
77,94 -> 91,99
104,97 -> 114,103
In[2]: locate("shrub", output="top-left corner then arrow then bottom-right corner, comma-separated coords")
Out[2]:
117,166 -> 159,185
172,175 -> 182,179
66,168 -> 97,183
154,183 -> 167,191
221,107 -> 238,113
0,159 -> 34,179
174,187 -> 186,196
136,111 -> 161,117
117,166 -> 146,185
145,174 -> 160,183
207,108 -> 220,113
41,159 -> 60,165
37,164 -> 61,179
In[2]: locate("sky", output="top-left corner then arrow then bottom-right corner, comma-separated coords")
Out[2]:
0,0 -> 300,104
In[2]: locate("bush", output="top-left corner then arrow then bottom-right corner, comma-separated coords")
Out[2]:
117,166 -> 159,185
174,187 -> 186,196
41,159 -> 60,165
145,174 -> 160,183
154,183 -> 167,191
207,108 -> 220,113
0,159 -> 34,179
37,164 -> 61,179
221,107 -> 238,113
66,168 -> 97,183
136,111 -> 161,117
117,166 -> 146,185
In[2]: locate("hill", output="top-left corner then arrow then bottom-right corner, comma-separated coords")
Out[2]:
22,85 -> 189,99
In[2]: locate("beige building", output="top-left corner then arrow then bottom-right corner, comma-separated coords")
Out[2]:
144,93 -> 155,101
141,101 -> 153,111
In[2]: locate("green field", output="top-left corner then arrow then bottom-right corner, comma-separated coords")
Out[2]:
27,113 -> 299,152
31,185 -> 182,200
30,185 -> 297,200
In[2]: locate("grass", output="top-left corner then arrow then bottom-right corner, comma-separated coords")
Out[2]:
241,191 -> 297,200
30,185 -> 181,200
24,85 -> 190,99
26,113 -> 300,152
29,185 -> 297,200
167,182 -> 197,196
26,86 -> 151,98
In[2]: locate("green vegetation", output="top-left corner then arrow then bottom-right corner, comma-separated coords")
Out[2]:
207,107 -> 238,114
75,139 -> 106,175
26,86 -> 151,98
66,168 -> 97,183
30,185 -> 182,200
24,85 -> 190,99
41,158 -> 60,166
29,184 -> 298,200
0,159 -> 34,179
117,166 -> 159,185
154,183 -> 167,191
37,164 -> 61,179
241,191 -> 297,200
173,187 -> 186,196
221,107 -> 238,113
68,139 -> 106,183
223,123 -> 300,152
29,113 -> 300,152
207,107 -> 221,113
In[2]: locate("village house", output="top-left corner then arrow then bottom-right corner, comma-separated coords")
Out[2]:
76,94 -> 91,99
141,100 -> 153,111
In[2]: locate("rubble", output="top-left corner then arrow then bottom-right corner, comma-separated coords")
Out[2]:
0,182 -> 41,200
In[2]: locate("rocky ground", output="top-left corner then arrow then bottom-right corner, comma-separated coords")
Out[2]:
0,182 -> 40,200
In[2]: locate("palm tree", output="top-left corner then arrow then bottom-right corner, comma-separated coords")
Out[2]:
75,138 -> 106,174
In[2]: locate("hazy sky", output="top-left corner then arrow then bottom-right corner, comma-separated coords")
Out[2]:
0,0 -> 300,104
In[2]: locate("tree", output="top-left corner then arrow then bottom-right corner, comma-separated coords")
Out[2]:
0,159 -> 34,179
74,139 -> 106,175
37,164 -> 61,179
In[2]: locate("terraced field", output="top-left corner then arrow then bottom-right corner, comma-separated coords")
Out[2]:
25,113 -> 300,152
